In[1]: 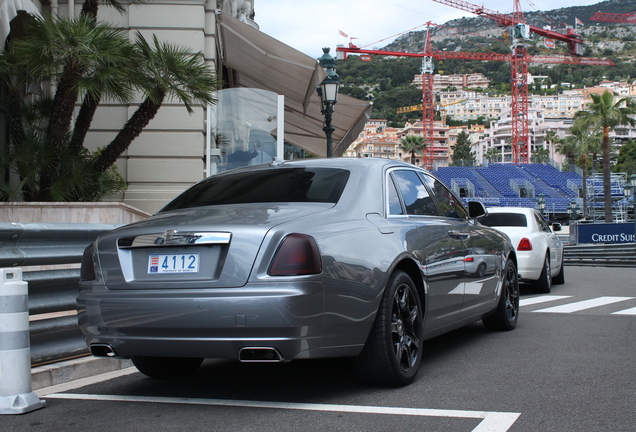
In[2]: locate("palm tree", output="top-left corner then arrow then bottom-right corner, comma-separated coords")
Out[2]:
544,130 -> 559,162
2,11 -> 217,201
557,134 -> 578,172
6,15 -> 134,200
561,126 -> 603,219
574,90 -> 636,222
485,147 -> 501,163
531,147 -> 550,164
398,135 -> 427,166
93,34 -> 217,174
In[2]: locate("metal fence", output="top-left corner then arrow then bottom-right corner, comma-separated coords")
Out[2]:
1,223 -> 634,365
0,222 -> 120,365
563,243 -> 636,268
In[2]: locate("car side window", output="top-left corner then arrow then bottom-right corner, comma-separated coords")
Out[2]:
391,170 -> 438,216
387,176 -> 404,215
534,212 -> 551,232
419,173 -> 468,220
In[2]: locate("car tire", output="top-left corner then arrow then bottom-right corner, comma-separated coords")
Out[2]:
552,263 -> 565,285
476,263 -> 486,277
483,259 -> 519,331
131,356 -> 203,379
531,254 -> 551,293
353,270 -> 422,387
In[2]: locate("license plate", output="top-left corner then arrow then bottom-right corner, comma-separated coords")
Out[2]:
148,253 -> 200,274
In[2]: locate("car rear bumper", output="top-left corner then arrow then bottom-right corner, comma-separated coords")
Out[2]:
516,252 -> 542,281
76,281 -> 363,361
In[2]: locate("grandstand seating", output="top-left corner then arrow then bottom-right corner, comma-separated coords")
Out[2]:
432,163 -> 587,213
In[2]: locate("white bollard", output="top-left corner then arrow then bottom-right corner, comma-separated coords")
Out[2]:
0,268 -> 46,414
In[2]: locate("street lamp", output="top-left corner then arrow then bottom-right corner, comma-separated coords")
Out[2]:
317,47 -> 340,158
624,182 -> 633,222
537,193 -> 546,218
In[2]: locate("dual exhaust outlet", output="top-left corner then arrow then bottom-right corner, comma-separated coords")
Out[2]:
90,344 -> 285,363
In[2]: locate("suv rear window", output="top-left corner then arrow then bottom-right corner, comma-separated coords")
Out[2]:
479,212 -> 528,227
160,168 -> 350,211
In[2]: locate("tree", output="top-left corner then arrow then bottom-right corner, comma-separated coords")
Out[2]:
531,147 -> 550,164
485,147 -> 501,163
93,34 -> 217,174
1,7 -> 217,201
561,126 -> 603,219
3,15 -> 134,201
451,131 -> 475,166
614,140 -> 636,176
544,130 -> 559,161
398,135 -> 427,166
574,90 -> 636,223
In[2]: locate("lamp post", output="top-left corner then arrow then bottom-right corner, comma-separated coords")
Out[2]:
317,47 -> 340,158
537,193 -> 546,219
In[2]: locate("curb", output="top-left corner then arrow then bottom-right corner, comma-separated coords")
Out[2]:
31,357 -> 133,391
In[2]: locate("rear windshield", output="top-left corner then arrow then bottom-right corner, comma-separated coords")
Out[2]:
160,168 -> 350,212
479,212 -> 528,227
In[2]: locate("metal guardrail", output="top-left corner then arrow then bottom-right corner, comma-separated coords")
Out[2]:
0,222 -> 120,365
563,243 -> 636,267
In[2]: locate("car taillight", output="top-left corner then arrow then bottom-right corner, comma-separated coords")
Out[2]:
517,238 -> 532,251
464,257 -> 475,262
80,244 -> 96,281
268,234 -> 322,276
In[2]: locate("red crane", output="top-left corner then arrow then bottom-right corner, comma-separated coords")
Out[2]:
431,0 -> 589,162
337,43 -> 612,167
590,12 -> 636,24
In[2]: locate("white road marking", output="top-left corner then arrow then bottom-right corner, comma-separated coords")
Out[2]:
519,295 -> 572,307
612,307 -> 636,315
533,296 -> 635,313
45,393 -> 520,432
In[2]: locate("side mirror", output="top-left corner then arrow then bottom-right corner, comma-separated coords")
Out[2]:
551,223 -> 562,232
468,201 -> 487,218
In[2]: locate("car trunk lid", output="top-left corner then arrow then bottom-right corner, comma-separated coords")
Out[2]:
94,203 -> 332,289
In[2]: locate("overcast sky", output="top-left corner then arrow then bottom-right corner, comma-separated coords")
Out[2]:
256,0 -> 606,58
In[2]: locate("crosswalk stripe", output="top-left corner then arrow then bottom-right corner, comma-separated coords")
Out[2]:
612,307 -> 636,316
519,295 -> 571,307
533,296 -> 635,313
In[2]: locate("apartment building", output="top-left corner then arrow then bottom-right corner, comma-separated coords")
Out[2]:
412,73 -> 490,91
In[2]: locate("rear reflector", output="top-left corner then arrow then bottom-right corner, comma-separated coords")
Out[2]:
268,234 -> 322,276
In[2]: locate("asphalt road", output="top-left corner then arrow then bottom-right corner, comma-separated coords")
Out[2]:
2,266 -> 635,432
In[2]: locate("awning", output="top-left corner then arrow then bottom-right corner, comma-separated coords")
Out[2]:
0,0 -> 40,46
217,13 -> 371,157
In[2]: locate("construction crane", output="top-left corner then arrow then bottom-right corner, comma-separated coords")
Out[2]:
431,0 -> 591,162
590,11 -> 636,24
337,35 -> 612,167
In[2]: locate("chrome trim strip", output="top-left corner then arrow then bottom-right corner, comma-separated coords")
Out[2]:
118,231 -> 232,248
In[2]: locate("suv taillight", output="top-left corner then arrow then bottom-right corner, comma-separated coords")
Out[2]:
268,234 -> 321,276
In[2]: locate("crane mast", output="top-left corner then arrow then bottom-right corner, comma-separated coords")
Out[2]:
510,0 -> 530,163
421,24 -> 435,169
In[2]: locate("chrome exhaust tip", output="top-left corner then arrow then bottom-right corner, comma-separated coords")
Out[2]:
238,347 -> 284,362
90,343 -> 118,358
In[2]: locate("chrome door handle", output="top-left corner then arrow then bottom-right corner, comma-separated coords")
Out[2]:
448,231 -> 470,240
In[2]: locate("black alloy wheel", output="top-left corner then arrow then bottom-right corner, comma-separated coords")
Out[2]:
483,259 -> 519,331
353,270 -> 423,386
